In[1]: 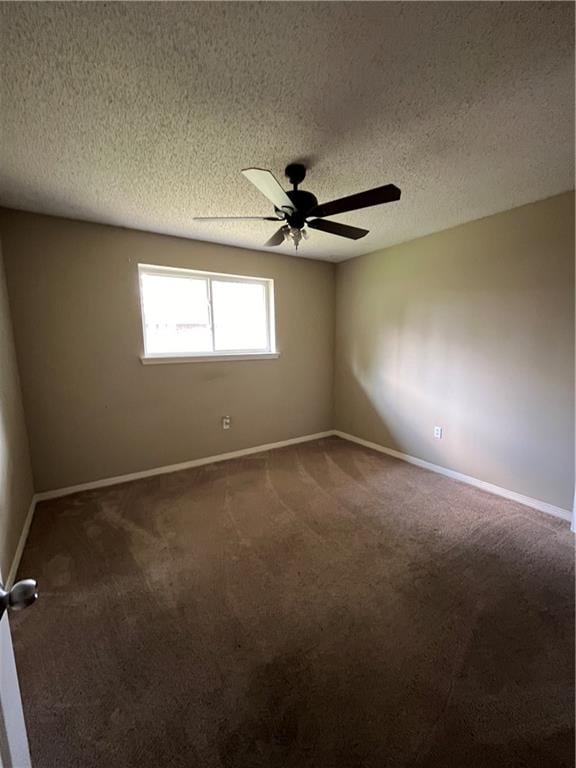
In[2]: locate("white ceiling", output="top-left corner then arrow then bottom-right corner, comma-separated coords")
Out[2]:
0,2 -> 573,262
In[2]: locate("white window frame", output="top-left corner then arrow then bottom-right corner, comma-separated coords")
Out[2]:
138,264 -> 277,364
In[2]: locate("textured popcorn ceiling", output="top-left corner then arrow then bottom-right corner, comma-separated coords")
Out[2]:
0,2 -> 574,262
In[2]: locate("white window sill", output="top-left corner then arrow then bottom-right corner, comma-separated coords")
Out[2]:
140,353 -> 280,365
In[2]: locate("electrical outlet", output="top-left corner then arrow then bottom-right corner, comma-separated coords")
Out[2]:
433,425 -> 443,439
221,416 -> 231,430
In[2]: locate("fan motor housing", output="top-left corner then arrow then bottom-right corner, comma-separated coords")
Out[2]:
277,189 -> 318,229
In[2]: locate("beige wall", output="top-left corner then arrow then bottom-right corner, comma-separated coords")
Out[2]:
1,194 -> 573,510
0,236 -> 34,578
0,211 -> 335,492
334,192 -> 575,511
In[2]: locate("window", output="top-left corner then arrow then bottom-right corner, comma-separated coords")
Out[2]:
138,264 -> 276,361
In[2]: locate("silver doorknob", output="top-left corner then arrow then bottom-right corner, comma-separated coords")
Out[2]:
0,579 -> 38,620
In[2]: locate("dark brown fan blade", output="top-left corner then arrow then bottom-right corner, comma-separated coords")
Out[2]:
265,226 -> 287,247
307,219 -> 368,240
310,184 -> 401,218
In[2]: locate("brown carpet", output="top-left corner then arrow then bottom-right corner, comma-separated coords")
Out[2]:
12,436 -> 574,768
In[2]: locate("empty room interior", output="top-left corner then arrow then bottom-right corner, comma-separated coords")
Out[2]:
0,2 -> 574,767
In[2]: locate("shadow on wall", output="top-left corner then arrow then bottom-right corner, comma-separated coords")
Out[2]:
337,278 -> 573,508
347,307 -> 508,482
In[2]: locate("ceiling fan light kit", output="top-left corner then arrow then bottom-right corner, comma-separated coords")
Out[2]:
195,164 -> 401,252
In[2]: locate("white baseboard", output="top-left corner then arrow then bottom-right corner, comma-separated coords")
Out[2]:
7,496 -> 37,587
35,431 -> 336,502
334,430 -> 573,523
10,429 -> 571,582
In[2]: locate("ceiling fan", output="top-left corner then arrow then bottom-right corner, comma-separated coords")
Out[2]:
195,164 -> 401,250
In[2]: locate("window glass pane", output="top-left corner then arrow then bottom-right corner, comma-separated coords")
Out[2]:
141,273 -> 212,354
212,280 -> 269,352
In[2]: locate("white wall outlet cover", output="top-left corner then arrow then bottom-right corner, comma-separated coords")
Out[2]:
221,416 -> 231,430
433,426 -> 443,439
